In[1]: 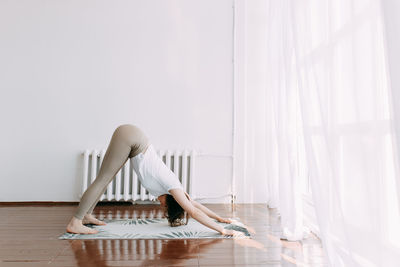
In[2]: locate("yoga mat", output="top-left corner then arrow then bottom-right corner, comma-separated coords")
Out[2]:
59,217 -> 250,240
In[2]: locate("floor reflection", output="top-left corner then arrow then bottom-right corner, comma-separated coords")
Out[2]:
63,204 -> 327,266
69,238 -> 223,266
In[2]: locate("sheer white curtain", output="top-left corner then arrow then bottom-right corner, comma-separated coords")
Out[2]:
258,0 -> 400,266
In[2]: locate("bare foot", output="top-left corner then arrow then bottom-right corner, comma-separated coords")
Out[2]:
83,214 -> 107,226
66,217 -> 99,234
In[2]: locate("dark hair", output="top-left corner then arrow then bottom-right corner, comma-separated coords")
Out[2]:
165,194 -> 189,227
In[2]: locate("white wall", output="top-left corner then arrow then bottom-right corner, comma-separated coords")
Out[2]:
0,0 -> 234,202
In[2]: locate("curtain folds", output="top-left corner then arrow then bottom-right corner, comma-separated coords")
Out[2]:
256,0 -> 400,266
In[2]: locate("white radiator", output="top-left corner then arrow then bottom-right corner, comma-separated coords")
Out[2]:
81,148 -> 196,202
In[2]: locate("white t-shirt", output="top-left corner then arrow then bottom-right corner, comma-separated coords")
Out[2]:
130,144 -> 183,198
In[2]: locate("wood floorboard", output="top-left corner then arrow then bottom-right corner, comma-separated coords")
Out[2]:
0,204 -> 328,267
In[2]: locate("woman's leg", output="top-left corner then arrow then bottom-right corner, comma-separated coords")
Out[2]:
86,128 -> 151,217
81,186 -> 109,225
67,124 -> 149,234
86,187 -> 107,215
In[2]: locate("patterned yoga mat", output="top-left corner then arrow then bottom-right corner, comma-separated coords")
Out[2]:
59,217 -> 251,240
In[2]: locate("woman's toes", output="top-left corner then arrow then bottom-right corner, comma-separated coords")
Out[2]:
86,228 -> 98,234
77,225 -> 98,234
83,215 -> 107,226
96,219 -> 106,226
66,224 -> 98,234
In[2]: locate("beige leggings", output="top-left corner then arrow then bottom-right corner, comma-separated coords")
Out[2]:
74,124 -> 150,220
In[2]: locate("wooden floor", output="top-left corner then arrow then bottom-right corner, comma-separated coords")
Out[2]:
0,203 -> 328,267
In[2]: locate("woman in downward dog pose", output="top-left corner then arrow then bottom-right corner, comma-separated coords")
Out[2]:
66,124 -> 244,237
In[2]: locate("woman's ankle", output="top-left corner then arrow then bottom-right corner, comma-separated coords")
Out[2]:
71,215 -> 83,222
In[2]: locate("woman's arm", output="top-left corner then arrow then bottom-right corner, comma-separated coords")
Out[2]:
183,192 -> 232,223
169,189 -> 241,237
169,189 -> 224,233
189,197 -> 232,223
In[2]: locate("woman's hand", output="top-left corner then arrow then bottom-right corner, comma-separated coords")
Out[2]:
217,217 -> 233,224
221,229 -> 246,238
169,189 -> 226,234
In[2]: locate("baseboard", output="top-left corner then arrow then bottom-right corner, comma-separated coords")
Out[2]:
0,201 -> 79,206
0,201 -> 160,206
0,201 -> 251,206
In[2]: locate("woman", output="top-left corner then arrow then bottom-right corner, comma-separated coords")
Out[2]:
66,124 -> 243,237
